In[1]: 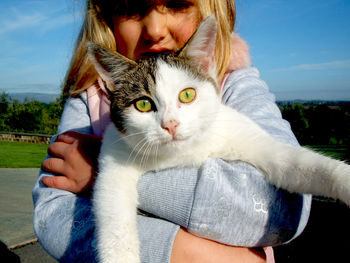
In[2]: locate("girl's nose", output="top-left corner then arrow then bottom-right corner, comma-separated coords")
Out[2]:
142,9 -> 168,43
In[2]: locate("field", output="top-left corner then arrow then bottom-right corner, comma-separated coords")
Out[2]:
306,145 -> 348,160
0,141 -> 48,168
0,141 -> 347,168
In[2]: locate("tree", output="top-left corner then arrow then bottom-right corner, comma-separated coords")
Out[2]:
0,94 -> 63,134
0,92 -> 10,114
6,100 -> 43,132
40,98 -> 63,134
281,103 -> 309,144
280,102 -> 350,146
0,92 -> 11,131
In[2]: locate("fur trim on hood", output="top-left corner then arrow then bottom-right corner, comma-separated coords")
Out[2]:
226,32 -> 251,73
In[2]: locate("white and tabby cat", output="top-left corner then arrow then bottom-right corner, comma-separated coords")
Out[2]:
87,16 -> 350,263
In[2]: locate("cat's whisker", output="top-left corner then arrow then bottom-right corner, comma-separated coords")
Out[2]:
126,137 -> 146,164
146,140 -> 157,168
127,137 -> 149,166
154,142 -> 160,169
111,131 -> 148,146
145,142 -> 155,169
134,140 -> 150,163
147,141 -> 157,169
136,140 -> 155,170
140,141 -> 154,170
139,142 -> 149,169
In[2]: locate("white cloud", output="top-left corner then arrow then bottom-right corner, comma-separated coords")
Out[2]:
0,13 -> 46,35
269,60 -> 350,72
273,88 -> 350,101
0,2 -> 78,36
38,14 -> 76,35
3,83 -> 60,94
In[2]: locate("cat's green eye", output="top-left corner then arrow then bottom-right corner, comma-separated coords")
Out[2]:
135,99 -> 152,112
179,88 -> 196,103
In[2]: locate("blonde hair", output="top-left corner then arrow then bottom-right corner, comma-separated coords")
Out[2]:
63,0 -> 236,100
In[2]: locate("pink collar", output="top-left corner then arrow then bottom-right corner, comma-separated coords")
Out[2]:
87,32 -> 251,136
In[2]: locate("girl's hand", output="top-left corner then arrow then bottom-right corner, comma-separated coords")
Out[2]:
41,131 -> 102,195
171,228 -> 267,263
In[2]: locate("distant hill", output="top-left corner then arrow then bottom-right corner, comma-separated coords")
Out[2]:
8,93 -> 60,104
277,100 -> 350,107
5,92 -> 350,106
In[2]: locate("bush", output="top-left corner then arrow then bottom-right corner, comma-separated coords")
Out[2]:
0,92 -> 63,135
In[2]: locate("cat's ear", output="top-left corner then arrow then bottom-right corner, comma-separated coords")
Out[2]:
86,42 -> 137,92
179,14 -> 217,79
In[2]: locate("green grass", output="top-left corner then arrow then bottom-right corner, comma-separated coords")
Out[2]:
0,141 -> 48,168
0,141 -> 347,168
305,145 -> 348,160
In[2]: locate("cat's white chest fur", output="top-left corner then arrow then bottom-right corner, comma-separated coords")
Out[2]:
94,125 -> 141,263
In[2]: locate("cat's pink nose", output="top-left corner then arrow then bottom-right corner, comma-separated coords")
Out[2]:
162,120 -> 179,136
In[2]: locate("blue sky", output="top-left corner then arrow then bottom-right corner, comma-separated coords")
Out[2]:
0,0 -> 349,100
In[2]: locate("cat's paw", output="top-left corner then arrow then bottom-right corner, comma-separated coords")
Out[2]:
334,164 -> 350,206
339,185 -> 350,207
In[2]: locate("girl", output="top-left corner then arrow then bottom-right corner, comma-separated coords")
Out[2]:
33,0 -> 311,262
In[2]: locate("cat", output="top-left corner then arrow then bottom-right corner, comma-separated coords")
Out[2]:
87,15 -> 350,263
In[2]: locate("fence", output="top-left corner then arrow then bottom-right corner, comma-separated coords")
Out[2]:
0,132 -> 53,144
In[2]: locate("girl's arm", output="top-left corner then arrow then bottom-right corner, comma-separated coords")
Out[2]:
33,93 -> 265,262
171,228 -> 266,263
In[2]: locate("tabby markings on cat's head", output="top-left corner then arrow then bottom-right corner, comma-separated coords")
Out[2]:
109,54 -> 217,142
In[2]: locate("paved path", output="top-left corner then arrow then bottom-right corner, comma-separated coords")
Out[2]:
2,169 -> 350,262
0,168 -> 39,247
0,168 -> 57,262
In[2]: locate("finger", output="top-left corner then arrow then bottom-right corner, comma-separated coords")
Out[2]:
58,131 -> 102,143
55,132 -> 77,144
47,141 -> 73,159
41,157 -> 67,175
40,175 -> 78,193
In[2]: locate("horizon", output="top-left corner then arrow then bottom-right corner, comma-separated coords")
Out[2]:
5,91 -> 350,103
0,0 -> 349,100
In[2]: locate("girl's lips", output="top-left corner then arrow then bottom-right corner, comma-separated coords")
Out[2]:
140,48 -> 173,58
